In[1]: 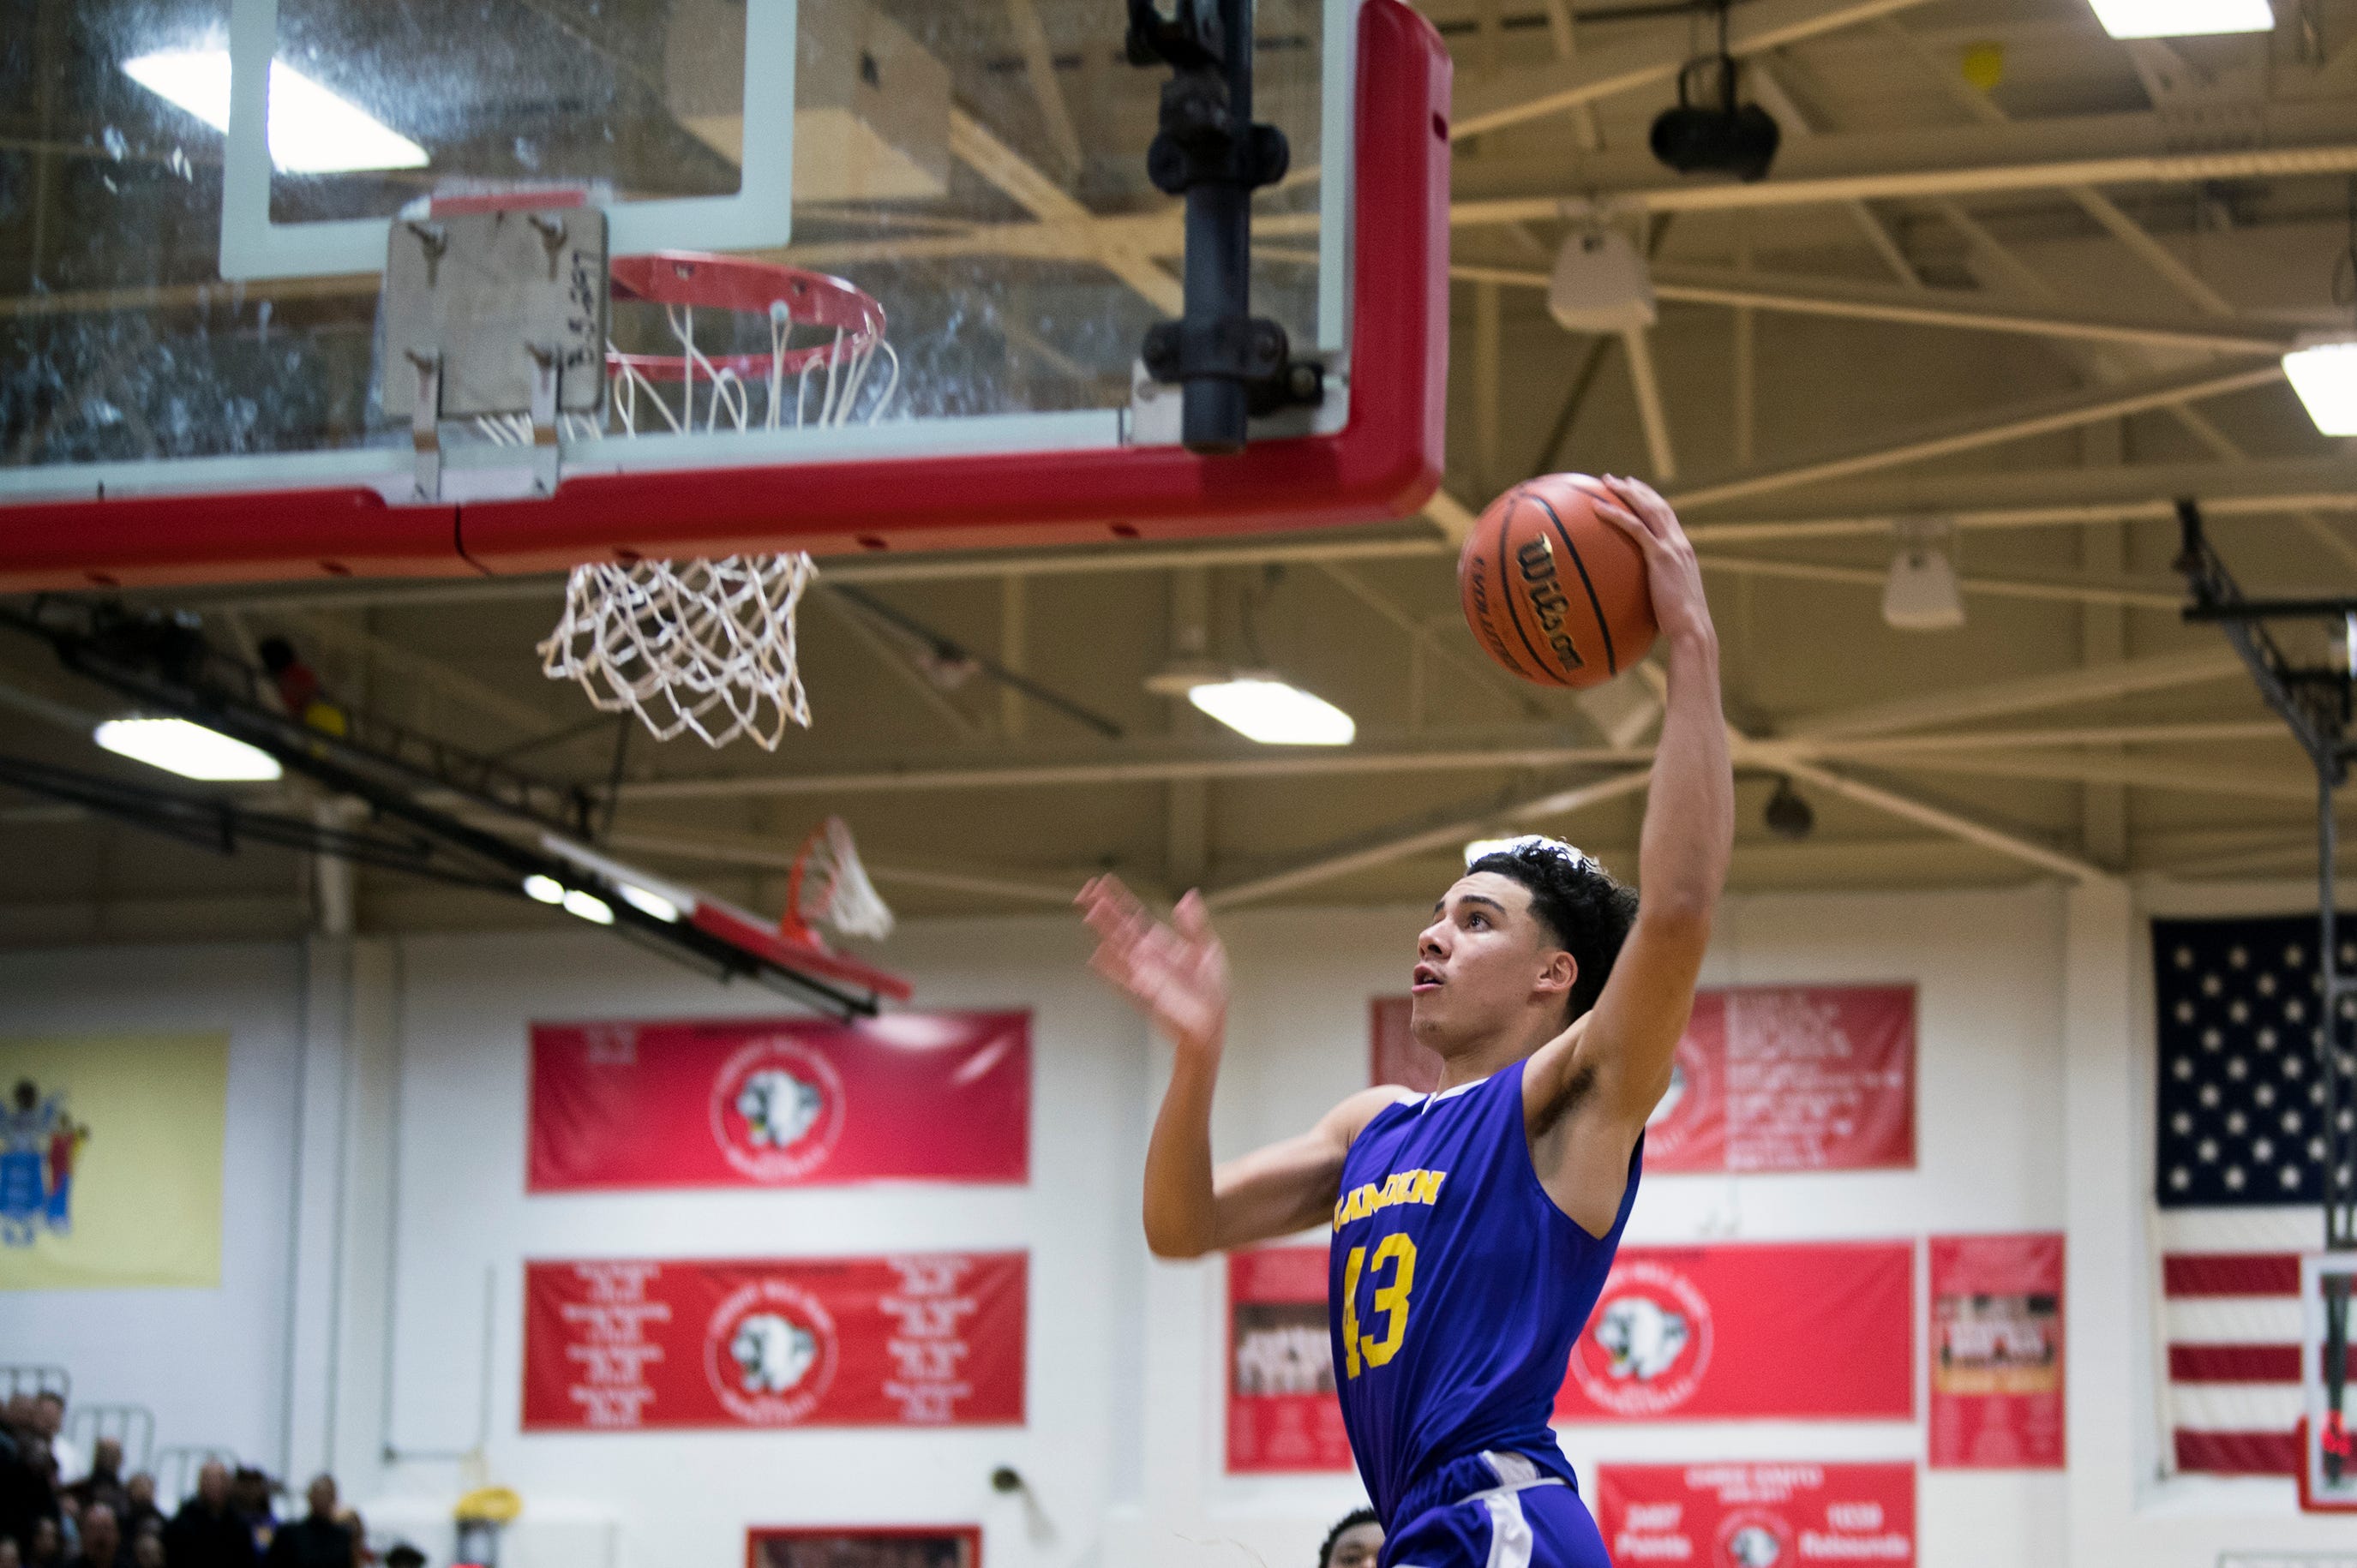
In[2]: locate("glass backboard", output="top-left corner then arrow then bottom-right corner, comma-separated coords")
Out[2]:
0,0 -> 1448,589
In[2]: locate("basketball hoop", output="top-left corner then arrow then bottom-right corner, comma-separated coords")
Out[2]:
533,252 -> 898,749
782,817 -> 894,948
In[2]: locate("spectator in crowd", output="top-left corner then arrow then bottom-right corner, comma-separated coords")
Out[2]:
1318,1508 -> 1381,1568
25,1519 -> 61,1568
128,1535 -> 161,1568
225,1475 -> 273,1558
162,1463 -> 254,1568
27,1402 -> 75,1493
115,1484 -> 159,1546
1,1534 -> 20,1568
258,1480 -> 345,1568
381,1548 -> 421,1568
64,1504 -> 125,1568
0,1421 -> 43,1556
1,1427 -> 62,1565
63,1445 -> 124,1523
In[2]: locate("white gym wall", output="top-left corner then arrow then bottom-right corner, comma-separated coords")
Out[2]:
7,883 -> 2357,1568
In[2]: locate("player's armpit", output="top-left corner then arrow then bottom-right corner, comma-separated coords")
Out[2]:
1202,1085 -> 1418,1253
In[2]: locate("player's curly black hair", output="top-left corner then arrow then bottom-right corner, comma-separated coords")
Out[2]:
1317,1507 -> 1381,1568
1466,838 -> 1640,1022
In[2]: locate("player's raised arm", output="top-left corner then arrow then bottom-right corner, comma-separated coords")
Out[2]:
1540,476 -> 1733,1132
1079,875 -> 1411,1259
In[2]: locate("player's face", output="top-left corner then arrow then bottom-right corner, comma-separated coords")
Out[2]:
1326,1523 -> 1383,1568
1409,871 -> 1573,1049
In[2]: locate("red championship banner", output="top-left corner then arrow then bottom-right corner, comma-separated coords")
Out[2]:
1929,1233 -> 2065,1469
1596,1463 -> 1916,1568
1373,988 -> 1913,1175
1556,1242 -> 1914,1421
1644,986 -> 1915,1174
1227,1247 -> 1352,1473
522,1253 -> 1026,1430
529,1012 -> 1029,1190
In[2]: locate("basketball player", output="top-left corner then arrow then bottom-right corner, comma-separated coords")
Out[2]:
1079,476 -> 1730,1568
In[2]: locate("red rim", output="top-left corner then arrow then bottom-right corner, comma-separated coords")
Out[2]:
608,251 -> 887,384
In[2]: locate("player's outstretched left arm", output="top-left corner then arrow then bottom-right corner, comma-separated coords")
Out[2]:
1526,477 -> 1733,1223
1080,874 -> 1412,1258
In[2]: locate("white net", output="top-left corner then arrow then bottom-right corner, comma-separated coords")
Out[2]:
793,816 -> 895,943
532,266 -> 897,749
539,554 -> 817,749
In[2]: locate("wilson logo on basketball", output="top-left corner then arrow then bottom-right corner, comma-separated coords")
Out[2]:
1515,534 -> 1586,671
705,1278 -> 839,1425
709,1037 -> 847,1182
1568,1258 -> 1715,1416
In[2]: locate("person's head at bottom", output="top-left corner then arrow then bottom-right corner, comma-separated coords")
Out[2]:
1320,1508 -> 1382,1568
385,1547 -> 426,1568
304,1476 -> 338,1522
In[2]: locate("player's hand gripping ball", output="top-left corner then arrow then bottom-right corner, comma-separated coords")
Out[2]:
1458,473 -> 1658,688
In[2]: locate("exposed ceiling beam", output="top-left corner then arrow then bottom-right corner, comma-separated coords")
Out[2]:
1444,263 -> 2297,356
1667,361 -> 2287,511
999,0 -> 1086,182
1874,17 -> 2242,319
1449,99 -> 2357,219
1447,0 -> 1941,141
1779,757 -> 2107,881
945,107 -> 1182,314
617,732 -> 1645,799
1684,460 -> 2357,544
1854,745 -> 2314,803
1621,325 -> 1678,481
575,719 -> 2281,802
1202,769 -> 1654,908
1831,721 -> 2282,754
1698,553 -> 2189,611
1779,645 -> 2248,741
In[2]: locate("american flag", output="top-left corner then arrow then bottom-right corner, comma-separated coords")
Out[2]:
2152,915 -> 2354,1477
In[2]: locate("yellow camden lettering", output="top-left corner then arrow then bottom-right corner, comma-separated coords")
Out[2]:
1330,1166 -> 1450,1230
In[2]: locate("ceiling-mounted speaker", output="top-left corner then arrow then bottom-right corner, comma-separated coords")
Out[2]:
1649,54 -> 1780,183
1547,226 -> 1657,333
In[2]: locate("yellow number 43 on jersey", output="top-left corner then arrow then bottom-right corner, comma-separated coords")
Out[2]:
1341,1233 -> 1418,1379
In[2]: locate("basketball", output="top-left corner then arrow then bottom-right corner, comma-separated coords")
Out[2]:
1458,474 -> 1658,689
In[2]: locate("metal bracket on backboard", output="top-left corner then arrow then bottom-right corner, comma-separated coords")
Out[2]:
1127,353 -> 1346,447
381,206 -> 609,501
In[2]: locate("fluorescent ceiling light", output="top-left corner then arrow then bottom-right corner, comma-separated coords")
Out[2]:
2084,0 -> 2271,37
522,874 -> 566,906
561,889 -> 615,925
2284,334 -> 2357,437
538,834 -> 692,924
615,883 -> 682,924
1187,678 -> 1355,746
93,717 -> 282,781
122,51 -> 429,173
